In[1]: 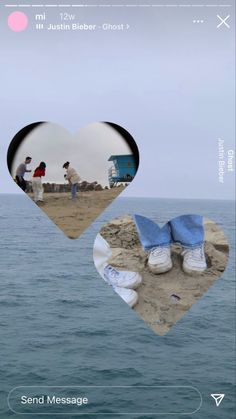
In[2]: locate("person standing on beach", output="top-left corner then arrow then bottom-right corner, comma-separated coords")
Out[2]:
15,156 -> 32,191
32,162 -> 46,203
134,214 -> 207,275
63,161 -> 80,200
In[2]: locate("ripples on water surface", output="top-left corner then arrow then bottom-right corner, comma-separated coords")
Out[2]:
0,195 -> 235,418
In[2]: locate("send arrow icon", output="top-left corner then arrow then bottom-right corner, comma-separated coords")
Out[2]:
211,394 -> 225,407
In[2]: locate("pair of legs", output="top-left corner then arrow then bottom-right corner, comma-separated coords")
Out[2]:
32,177 -> 44,202
71,183 -> 78,199
93,233 -> 142,308
15,176 -> 26,192
93,214 -> 206,307
134,214 -> 207,274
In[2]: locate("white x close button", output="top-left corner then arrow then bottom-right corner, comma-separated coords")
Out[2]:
217,15 -> 230,29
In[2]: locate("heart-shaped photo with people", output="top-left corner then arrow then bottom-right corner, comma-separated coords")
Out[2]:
7,122 -> 139,239
93,214 -> 229,335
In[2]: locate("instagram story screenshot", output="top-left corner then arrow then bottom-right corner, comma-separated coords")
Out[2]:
0,0 -> 235,418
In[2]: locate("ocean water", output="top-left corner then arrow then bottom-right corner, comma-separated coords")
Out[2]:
0,194 -> 235,419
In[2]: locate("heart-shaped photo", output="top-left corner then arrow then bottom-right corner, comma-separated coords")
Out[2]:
7,122 -> 139,239
93,214 -> 229,335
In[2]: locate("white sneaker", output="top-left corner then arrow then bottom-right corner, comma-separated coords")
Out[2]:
182,245 -> 207,275
148,246 -> 173,274
113,286 -> 138,308
103,265 -> 142,289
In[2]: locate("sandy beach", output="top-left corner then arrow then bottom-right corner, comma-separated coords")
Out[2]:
100,216 -> 229,336
29,187 -> 124,239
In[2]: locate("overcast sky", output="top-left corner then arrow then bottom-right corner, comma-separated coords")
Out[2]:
11,122 -> 132,187
0,1 -> 235,199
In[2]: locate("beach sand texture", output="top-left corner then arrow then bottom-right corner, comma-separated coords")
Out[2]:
29,187 -> 124,239
100,215 -> 229,336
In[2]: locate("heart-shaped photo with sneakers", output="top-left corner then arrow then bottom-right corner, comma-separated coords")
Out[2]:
93,214 -> 229,336
7,122 -> 139,239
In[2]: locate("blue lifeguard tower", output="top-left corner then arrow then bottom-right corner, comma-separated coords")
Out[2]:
108,154 -> 136,187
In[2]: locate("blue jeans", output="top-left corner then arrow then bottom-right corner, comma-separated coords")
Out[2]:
71,183 -> 78,199
134,214 -> 204,251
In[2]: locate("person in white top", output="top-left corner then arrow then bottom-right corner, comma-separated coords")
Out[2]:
15,156 -> 32,191
63,161 -> 80,200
